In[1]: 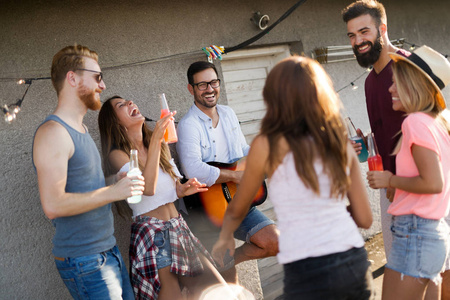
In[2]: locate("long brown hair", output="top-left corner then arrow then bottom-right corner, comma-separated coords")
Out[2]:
98,96 -> 178,219
261,56 -> 350,198
98,96 -> 178,178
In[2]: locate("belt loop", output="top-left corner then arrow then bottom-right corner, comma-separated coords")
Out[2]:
412,215 -> 418,229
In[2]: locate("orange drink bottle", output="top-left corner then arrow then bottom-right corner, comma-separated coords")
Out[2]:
159,93 -> 178,144
367,133 -> 384,171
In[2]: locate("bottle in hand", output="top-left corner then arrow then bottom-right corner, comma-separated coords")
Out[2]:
159,93 -> 178,144
367,133 -> 383,171
345,117 -> 368,163
127,149 -> 142,204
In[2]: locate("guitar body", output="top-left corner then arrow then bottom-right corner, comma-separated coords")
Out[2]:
198,158 -> 267,227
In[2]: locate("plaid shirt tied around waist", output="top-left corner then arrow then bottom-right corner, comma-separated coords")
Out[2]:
130,214 -> 215,299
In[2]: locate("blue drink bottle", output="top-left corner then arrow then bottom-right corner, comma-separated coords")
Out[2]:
345,117 -> 368,163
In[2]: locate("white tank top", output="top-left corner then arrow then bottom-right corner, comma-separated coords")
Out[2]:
268,152 -> 364,264
119,159 -> 182,217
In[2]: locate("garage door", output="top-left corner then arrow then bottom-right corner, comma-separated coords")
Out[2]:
220,45 -> 291,143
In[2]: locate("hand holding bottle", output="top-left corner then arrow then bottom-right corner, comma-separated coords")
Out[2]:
153,110 -> 177,144
345,117 -> 368,163
112,171 -> 144,202
366,132 -> 390,190
159,93 -> 178,144
127,149 -> 144,203
367,170 -> 393,190
367,133 -> 383,171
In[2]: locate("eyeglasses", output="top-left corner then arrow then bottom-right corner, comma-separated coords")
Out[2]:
191,79 -> 220,91
76,68 -> 103,83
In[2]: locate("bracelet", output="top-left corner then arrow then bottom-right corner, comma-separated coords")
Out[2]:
388,174 -> 394,188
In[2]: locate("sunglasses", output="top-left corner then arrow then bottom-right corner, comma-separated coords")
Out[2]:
76,68 -> 103,83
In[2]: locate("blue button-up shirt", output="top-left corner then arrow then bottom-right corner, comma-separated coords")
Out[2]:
176,104 -> 250,187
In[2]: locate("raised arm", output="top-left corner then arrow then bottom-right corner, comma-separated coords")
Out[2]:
34,121 -> 143,220
141,112 -> 175,195
109,113 -> 176,196
212,135 -> 268,264
346,142 -> 373,229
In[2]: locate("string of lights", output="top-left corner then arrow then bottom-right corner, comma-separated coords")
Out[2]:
1,38 -> 448,124
336,67 -> 372,93
335,38 -> 448,94
2,77 -> 50,124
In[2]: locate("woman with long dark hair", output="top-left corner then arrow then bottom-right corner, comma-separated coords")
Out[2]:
98,96 -> 217,299
212,56 -> 374,299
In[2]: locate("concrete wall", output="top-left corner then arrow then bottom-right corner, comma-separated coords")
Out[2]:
0,0 -> 449,298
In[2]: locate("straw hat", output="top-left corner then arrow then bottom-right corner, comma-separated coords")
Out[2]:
389,45 -> 450,109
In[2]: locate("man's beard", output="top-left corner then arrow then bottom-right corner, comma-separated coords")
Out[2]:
77,80 -> 101,110
194,91 -> 218,109
353,31 -> 384,68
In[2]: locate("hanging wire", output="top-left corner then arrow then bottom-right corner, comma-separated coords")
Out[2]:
224,0 -> 307,54
2,36 -> 448,121
336,67 -> 371,93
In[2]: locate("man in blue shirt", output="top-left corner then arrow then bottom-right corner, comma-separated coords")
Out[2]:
177,61 -> 278,282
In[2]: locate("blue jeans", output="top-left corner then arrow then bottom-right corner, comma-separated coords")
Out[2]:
283,247 -> 374,299
54,245 -> 134,300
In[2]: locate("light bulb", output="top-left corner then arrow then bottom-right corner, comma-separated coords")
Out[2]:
410,44 -> 416,51
2,104 -> 16,124
351,82 -> 358,90
11,105 -> 21,114
17,79 -> 26,85
4,111 -> 16,124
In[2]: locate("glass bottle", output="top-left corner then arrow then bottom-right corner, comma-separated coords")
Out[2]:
127,149 -> 142,204
367,133 -> 384,171
345,117 -> 368,163
159,93 -> 178,144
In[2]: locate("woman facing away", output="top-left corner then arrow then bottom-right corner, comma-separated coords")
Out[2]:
98,96 -> 219,300
212,56 -> 374,299
367,45 -> 450,300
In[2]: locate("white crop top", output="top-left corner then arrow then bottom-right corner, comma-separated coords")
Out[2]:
268,152 -> 364,264
119,159 -> 182,217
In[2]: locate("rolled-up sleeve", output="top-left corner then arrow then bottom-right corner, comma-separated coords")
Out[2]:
176,117 -> 220,187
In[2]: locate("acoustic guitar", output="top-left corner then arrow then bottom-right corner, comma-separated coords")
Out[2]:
197,158 -> 267,227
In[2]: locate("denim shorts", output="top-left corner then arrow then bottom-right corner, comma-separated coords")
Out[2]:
154,229 -> 172,269
387,214 -> 449,282
182,206 -> 274,251
54,245 -> 135,300
283,247 -> 374,299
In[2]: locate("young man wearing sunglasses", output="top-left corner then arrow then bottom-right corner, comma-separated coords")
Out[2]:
176,61 -> 279,283
32,44 -> 144,299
